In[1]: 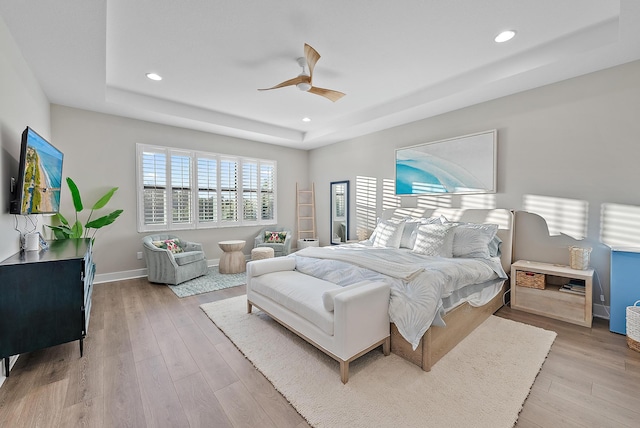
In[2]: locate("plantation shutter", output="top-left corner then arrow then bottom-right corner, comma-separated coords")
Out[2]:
137,144 -> 276,232
141,149 -> 167,226
335,184 -> 346,218
197,157 -> 217,224
243,161 -> 258,221
220,158 -> 238,223
260,162 -> 275,221
170,152 -> 192,226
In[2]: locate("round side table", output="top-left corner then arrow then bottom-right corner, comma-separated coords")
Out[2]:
218,240 -> 246,274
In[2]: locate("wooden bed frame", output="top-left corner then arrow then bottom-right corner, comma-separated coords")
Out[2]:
391,282 -> 507,370
381,207 -> 514,371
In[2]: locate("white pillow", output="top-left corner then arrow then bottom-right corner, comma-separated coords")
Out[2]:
412,223 -> 456,257
451,223 -> 498,259
372,220 -> 405,248
399,217 -> 443,249
322,281 -> 372,312
488,235 -> 502,257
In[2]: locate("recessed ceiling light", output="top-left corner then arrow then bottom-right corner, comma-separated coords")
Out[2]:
494,30 -> 516,43
146,73 -> 162,81
302,117 -> 311,122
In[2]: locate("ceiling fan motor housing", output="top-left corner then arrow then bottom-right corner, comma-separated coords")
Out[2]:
258,44 -> 345,102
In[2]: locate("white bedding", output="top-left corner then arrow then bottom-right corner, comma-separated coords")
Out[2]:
293,243 -> 507,350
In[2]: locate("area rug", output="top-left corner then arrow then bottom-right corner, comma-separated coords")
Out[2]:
201,296 -> 557,428
168,267 -> 245,298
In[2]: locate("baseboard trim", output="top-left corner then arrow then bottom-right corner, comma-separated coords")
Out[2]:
593,303 -> 611,320
94,258 -> 222,284
0,355 -> 19,388
94,268 -> 147,284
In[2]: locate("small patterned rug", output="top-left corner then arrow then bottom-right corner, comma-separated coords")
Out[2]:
168,267 -> 245,298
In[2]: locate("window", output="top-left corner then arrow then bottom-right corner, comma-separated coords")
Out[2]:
137,144 -> 277,232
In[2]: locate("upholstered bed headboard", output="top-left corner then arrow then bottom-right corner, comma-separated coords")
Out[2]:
380,207 -> 514,273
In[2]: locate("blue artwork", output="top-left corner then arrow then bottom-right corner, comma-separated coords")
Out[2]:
395,130 -> 496,195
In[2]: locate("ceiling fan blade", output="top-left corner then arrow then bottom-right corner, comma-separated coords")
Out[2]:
258,75 -> 309,91
308,86 -> 346,102
304,43 -> 321,80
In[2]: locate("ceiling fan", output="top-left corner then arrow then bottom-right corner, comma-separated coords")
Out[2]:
258,43 -> 346,102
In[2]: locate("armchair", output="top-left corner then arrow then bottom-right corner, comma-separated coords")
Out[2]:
254,226 -> 292,257
142,234 -> 208,285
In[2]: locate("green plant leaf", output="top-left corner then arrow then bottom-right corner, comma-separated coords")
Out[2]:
85,209 -> 124,229
51,178 -> 122,241
71,220 -> 83,238
46,224 -> 73,239
54,212 -> 70,227
92,187 -> 119,210
53,228 -> 68,240
66,177 -> 83,212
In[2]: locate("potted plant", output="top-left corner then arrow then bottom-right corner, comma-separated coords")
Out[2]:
47,177 -> 123,241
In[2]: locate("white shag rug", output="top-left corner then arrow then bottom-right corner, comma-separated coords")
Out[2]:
201,296 -> 556,428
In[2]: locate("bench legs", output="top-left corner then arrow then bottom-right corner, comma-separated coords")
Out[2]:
340,337 -> 391,384
340,361 -> 349,384
246,299 -> 391,384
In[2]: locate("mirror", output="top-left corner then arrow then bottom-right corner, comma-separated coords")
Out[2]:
330,181 -> 349,245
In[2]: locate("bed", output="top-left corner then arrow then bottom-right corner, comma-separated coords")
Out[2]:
292,207 -> 514,371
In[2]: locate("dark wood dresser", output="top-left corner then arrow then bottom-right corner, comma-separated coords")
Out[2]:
0,238 -> 94,377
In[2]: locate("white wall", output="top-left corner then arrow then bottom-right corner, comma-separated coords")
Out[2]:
0,15 -> 51,260
0,13 -> 51,385
309,60 -> 640,309
51,105 -> 309,277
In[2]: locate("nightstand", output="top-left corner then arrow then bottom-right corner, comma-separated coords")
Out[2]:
511,260 -> 593,327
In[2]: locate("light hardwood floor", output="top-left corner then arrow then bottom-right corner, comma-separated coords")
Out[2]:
1,278 -> 639,427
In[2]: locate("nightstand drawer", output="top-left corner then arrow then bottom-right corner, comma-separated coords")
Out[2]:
515,286 -> 585,323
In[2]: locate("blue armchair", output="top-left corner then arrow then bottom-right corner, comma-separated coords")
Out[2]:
142,234 -> 208,285
254,227 -> 292,257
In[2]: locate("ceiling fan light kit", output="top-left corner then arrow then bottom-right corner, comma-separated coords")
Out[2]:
259,43 -> 346,102
297,81 -> 312,92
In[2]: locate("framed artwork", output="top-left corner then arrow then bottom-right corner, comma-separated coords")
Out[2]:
395,129 -> 497,195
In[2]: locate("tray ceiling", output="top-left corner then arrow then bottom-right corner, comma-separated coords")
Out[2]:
1,0 -> 639,149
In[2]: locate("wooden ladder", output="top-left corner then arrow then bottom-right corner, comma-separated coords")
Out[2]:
296,182 -> 316,241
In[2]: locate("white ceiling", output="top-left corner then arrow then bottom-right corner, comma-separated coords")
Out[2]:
2,1 -> 639,149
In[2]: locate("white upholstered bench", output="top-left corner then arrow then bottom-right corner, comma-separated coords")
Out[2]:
246,257 -> 391,383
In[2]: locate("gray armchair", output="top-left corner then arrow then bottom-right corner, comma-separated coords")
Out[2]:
254,226 -> 292,257
142,234 -> 208,285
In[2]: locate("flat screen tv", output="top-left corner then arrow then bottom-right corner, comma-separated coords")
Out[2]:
10,127 -> 64,215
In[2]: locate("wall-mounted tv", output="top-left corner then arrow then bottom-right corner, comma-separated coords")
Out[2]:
10,127 -> 64,215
